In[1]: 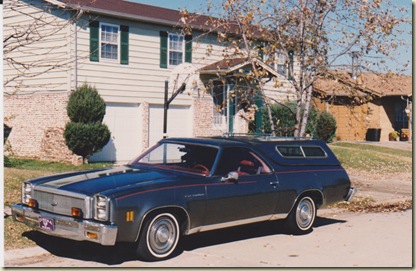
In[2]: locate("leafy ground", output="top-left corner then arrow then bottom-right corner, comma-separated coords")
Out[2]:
329,142 -> 412,213
3,143 -> 413,250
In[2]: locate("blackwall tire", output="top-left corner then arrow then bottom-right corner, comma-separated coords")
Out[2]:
137,213 -> 180,261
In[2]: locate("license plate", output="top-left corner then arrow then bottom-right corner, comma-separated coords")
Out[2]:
39,217 -> 55,231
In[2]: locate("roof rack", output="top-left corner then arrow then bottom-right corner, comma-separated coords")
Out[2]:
221,133 -> 312,141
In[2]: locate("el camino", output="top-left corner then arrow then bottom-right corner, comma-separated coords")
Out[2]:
12,135 -> 355,261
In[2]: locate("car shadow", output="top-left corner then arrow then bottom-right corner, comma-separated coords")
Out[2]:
21,215 -> 346,265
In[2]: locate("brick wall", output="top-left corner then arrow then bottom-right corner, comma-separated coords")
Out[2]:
192,96 -> 216,137
4,92 -> 80,164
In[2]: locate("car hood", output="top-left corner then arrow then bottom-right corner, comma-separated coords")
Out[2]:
32,166 -> 177,196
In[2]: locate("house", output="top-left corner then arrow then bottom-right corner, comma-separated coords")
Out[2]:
312,71 -> 412,141
4,0 -> 296,163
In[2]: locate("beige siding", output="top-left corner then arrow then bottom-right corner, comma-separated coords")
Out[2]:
3,0 -> 72,93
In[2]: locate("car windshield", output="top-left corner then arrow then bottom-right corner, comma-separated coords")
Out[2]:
130,142 -> 219,175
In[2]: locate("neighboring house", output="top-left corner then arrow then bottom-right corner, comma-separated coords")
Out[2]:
4,0 -> 296,163
313,71 -> 412,141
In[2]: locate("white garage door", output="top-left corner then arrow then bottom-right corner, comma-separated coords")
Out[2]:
149,104 -> 192,147
90,103 -> 142,163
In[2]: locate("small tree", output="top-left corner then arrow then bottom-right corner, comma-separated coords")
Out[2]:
64,84 -> 110,163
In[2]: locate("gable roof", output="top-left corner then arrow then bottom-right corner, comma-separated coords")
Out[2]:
314,70 -> 412,98
199,57 -> 283,78
47,0 -> 210,29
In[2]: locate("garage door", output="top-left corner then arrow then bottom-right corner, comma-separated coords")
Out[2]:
90,103 -> 142,163
149,104 -> 192,147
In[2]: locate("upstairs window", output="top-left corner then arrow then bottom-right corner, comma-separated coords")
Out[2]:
100,23 -> 119,60
169,33 -> 184,66
160,31 -> 192,68
89,21 -> 129,65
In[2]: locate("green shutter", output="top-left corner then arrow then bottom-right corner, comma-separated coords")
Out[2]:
160,31 -> 168,68
185,34 -> 192,63
89,21 -> 99,62
120,25 -> 129,65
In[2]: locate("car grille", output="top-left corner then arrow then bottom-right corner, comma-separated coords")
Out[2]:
33,189 -> 91,218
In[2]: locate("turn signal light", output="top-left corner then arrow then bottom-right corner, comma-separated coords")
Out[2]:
71,207 -> 83,218
86,232 -> 98,240
28,199 -> 38,209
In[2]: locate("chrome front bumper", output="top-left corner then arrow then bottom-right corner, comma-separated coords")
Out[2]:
12,204 -> 117,246
345,187 -> 357,202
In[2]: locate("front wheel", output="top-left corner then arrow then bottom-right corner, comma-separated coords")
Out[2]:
136,213 -> 180,261
286,196 -> 316,234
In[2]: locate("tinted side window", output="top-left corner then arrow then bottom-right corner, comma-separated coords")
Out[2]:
276,145 -> 326,158
302,146 -> 326,157
276,146 -> 303,157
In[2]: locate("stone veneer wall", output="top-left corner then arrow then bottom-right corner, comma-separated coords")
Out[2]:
4,92 -> 81,164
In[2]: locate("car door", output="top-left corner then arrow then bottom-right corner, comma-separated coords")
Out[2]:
204,147 -> 280,227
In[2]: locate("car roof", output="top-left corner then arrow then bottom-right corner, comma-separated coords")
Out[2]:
160,135 -> 322,147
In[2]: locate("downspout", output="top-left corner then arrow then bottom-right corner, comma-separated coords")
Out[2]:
72,9 -> 84,91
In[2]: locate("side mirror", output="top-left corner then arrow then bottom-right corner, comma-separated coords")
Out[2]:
221,171 -> 239,183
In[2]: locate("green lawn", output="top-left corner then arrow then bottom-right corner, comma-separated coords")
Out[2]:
329,142 -> 412,174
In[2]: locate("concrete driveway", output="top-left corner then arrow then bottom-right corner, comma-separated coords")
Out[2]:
4,209 -> 412,267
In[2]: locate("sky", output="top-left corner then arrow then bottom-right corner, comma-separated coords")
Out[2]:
130,0 -> 412,75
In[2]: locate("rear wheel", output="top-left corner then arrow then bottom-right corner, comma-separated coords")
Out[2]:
286,196 -> 316,234
136,213 -> 180,261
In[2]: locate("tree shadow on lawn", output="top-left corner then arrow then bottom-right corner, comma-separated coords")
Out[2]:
22,216 -> 346,265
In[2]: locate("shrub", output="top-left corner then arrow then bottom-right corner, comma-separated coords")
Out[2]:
315,111 -> 337,143
66,84 -> 106,123
262,102 -> 296,136
262,102 -> 319,137
64,84 -> 110,163
64,122 -> 110,160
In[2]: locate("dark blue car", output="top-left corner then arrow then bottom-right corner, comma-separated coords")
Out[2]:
12,135 -> 355,261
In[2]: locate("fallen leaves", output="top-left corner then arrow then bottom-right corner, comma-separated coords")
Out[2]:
336,198 -> 412,213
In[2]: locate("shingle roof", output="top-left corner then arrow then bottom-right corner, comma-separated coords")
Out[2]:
314,70 -> 412,98
52,0 -> 210,28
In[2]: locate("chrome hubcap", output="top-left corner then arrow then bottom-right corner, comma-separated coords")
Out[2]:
296,198 -> 315,230
147,214 -> 178,257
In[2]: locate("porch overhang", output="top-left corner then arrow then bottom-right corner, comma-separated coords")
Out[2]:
199,57 -> 282,79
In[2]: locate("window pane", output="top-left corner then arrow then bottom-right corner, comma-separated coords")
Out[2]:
168,33 -> 184,66
101,24 -> 119,60
302,146 -> 326,157
276,146 -> 303,157
169,52 -> 183,66
101,44 -> 118,59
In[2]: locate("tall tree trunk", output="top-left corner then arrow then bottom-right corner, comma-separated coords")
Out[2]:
299,84 -> 313,136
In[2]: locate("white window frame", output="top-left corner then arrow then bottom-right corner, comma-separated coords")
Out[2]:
100,22 -> 120,62
274,50 -> 287,76
168,33 -> 185,67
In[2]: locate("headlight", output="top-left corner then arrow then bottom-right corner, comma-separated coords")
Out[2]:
22,182 -> 33,204
94,195 -> 110,221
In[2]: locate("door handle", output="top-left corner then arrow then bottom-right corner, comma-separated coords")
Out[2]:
270,181 -> 279,187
